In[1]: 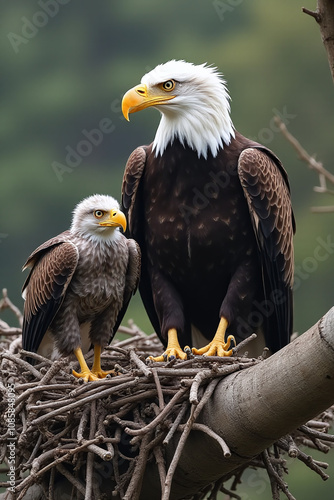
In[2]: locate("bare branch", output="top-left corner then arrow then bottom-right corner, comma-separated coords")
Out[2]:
303,1 -> 334,83
302,7 -> 321,22
274,116 -> 334,183
0,288 -> 23,328
274,115 -> 334,212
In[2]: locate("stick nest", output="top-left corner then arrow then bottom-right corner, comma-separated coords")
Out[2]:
0,289 -> 334,500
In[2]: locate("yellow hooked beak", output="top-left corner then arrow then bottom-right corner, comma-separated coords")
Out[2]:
99,209 -> 127,232
122,84 -> 176,121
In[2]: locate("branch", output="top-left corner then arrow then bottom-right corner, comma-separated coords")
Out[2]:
141,307 -> 334,499
274,116 -> 334,212
274,116 -> 334,183
0,288 -> 23,329
302,7 -> 321,22
303,1 -> 334,83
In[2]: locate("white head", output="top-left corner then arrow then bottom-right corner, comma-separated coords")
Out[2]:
70,194 -> 127,244
122,60 -> 235,159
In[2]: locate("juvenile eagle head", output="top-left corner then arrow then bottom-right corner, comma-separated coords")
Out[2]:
70,194 -> 127,244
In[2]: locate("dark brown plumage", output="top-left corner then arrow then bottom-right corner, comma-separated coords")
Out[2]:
121,60 -> 295,359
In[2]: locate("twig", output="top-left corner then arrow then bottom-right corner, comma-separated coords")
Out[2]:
20,350 -> 53,365
152,367 -> 165,410
307,419 -> 331,429
1,351 -> 42,381
56,463 -> 86,496
0,288 -> 23,327
294,449 -> 329,481
125,386 -> 188,436
232,332 -> 257,355
278,438 -> 330,481
180,423 -> 231,457
163,379 -> 221,500
302,7 -> 321,22
30,379 -> 140,426
153,445 -> 167,492
129,348 -> 152,378
123,433 -> 152,500
163,405 -> 197,500
262,449 -> 296,500
0,325 -> 22,336
310,205 -> 334,213
274,116 -> 334,182
49,465 -> 55,500
84,400 -> 96,500
16,438 -> 103,495
22,434 -> 43,469
85,442 -> 113,461
163,401 -> 188,446
190,369 -> 213,405
77,404 -> 90,442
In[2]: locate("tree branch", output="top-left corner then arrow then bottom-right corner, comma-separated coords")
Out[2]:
274,115 -> 334,212
274,116 -> 334,183
303,1 -> 334,83
141,308 -> 334,499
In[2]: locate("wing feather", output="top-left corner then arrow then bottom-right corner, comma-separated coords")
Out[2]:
121,145 -> 162,339
122,146 -> 147,230
238,147 -> 295,351
22,234 -> 79,355
111,238 -> 141,338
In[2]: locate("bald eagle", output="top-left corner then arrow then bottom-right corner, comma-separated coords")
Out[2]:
22,194 -> 140,381
121,60 -> 295,360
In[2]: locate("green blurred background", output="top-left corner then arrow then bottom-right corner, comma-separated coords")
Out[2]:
1,0 -> 334,498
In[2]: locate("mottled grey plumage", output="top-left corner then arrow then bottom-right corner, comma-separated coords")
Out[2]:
22,194 -> 140,380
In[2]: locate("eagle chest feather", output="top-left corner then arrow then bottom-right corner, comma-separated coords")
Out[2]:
68,238 -> 128,316
143,144 -> 259,285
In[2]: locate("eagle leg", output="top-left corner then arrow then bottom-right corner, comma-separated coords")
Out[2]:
91,344 -> 115,378
72,347 -> 100,382
192,317 -> 236,357
148,328 -> 187,362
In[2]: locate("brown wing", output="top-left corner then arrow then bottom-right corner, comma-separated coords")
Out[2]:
122,146 -> 147,231
111,238 -> 141,337
121,145 -> 162,337
22,232 -> 79,354
124,238 -> 141,299
238,147 -> 295,351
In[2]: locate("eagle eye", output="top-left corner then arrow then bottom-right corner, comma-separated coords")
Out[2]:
162,80 -> 175,92
94,210 -> 105,219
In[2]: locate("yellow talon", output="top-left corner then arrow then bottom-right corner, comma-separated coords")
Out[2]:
192,317 -> 236,357
91,345 -> 115,378
72,368 -> 100,382
73,345 -> 114,382
149,328 -> 187,362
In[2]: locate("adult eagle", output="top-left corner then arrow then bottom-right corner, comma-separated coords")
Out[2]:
22,194 -> 140,381
121,60 -> 295,360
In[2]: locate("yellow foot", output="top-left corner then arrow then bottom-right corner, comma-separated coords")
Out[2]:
72,345 -> 114,383
149,346 -> 187,362
192,317 -> 236,357
90,345 -> 115,378
192,336 -> 235,356
72,368 -> 100,382
91,368 -> 116,379
148,328 -> 187,362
